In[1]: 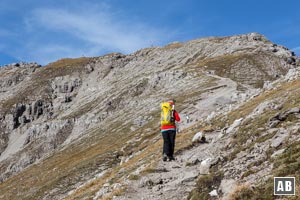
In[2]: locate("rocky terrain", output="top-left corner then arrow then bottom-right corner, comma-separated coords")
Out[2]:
0,33 -> 299,200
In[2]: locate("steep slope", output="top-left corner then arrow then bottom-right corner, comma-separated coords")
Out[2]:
111,70 -> 300,200
0,33 -> 298,200
187,72 -> 300,199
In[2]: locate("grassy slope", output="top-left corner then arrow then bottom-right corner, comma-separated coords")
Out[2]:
188,80 -> 300,200
0,127 -> 128,200
0,111 -> 203,200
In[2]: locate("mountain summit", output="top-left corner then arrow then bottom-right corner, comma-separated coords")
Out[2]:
0,33 -> 299,200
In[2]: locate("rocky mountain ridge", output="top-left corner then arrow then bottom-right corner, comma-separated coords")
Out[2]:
0,32 -> 299,200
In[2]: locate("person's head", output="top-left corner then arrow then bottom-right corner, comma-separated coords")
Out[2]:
168,99 -> 176,105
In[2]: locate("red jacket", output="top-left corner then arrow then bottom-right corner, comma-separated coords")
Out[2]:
161,110 -> 180,131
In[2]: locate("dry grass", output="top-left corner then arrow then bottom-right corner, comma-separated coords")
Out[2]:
219,80 -> 300,198
64,116 -> 198,199
187,80 -> 300,199
187,171 -> 223,200
0,126 -> 130,200
127,174 -> 140,180
62,97 -> 100,119
163,42 -> 184,50
99,187 -> 126,200
62,124 -> 160,199
47,57 -> 93,68
228,184 -> 255,200
221,80 -> 300,161
101,79 -> 300,200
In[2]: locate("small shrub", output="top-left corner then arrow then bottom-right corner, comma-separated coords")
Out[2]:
228,184 -> 255,200
188,172 -> 223,200
241,170 -> 256,179
128,174 -> 140,180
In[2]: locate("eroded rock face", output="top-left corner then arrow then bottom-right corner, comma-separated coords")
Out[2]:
11,100 -> 54,129
0,119 -> 74,181
0,64 -> 41,121
0,62 -> 40,92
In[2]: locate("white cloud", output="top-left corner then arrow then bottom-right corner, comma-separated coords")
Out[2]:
0,2 -> 176,65
14,43 -> 93,64
25,5 -> 167,62
27,45 -> 80,64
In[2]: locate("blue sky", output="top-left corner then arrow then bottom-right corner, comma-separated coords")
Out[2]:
0,0 -> 299,66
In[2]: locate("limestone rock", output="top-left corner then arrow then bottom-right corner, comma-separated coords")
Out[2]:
181,171 -> 198,183
271,149 -> 285,158
209,189 -> 218,197
199,158 -> 218,175
271,129 -> 289,148
139,177 -> 154,188
226,118 -> 243,134
192,131 -> 206,143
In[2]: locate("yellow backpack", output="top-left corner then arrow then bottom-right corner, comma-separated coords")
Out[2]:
160,102 -> 175,126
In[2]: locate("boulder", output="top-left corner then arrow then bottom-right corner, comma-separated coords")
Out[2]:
181,171 -> 198,183
209,189 -> 218,197
288,107 -> 300,114
271,129 -> 288,148
199,158 -> 218,174
139,177 -> 154,188
192,132 -> 206,143
271,149 -> 285,158
226,118 -> 243,134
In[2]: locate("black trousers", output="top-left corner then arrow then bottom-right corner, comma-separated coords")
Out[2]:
162,130 -> 176,157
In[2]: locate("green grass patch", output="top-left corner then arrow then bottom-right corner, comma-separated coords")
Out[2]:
273,141 -> 300,177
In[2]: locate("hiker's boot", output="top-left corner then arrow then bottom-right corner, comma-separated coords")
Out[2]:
163,154 -> 168,162
168,156 -> 175,161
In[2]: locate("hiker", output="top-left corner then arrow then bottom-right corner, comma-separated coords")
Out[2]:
160,100 -> 180,161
